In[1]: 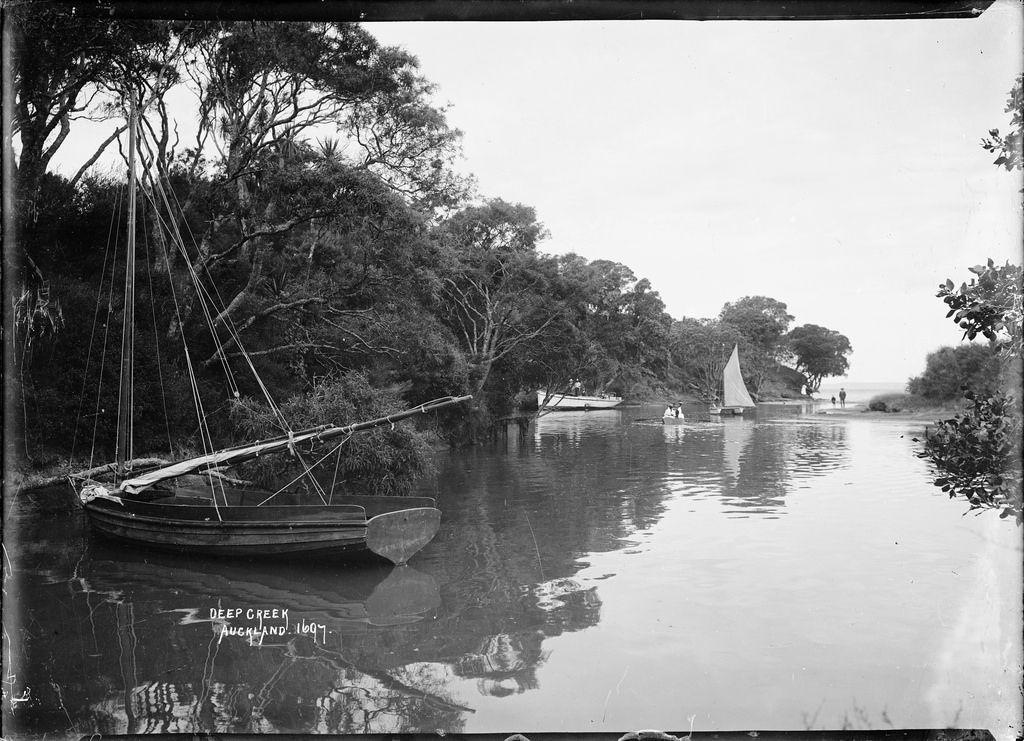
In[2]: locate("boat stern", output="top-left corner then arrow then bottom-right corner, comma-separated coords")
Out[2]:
365,507 -> 442,565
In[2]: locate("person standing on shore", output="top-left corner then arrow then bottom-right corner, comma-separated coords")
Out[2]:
839,388 -> 847,408
831,395 -> 836,407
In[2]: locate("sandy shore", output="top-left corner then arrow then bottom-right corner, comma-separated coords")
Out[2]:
809,404 -> 953,425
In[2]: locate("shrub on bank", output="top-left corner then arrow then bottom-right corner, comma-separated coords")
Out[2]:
868,393 -> 907,412
866,392 -> 955,413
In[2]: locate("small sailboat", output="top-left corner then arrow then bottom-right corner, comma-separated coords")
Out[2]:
709,345 -> 756,416
69,97 -> 470,566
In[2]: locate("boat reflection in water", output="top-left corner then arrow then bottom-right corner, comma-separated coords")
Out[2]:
8,481 -> 604,738
14,401 -> 1010,736
65,543 -> 473,735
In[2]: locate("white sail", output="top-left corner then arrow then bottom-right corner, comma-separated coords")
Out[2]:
722,345 -> 756,408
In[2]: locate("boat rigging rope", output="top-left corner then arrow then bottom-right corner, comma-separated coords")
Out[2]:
141,135 -> 294,436
137,138 -> 241,401
139,214 -> 175,455
329,436 -> 344,505
143,136 -> 286,424
76,185 -> 124,472
139,185 -> 224,520
279,429 -> 332,505
139,132 -> 326,497
256,434 -> 351,507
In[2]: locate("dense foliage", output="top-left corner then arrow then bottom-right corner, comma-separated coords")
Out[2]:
918,388 -> 1021,522
938,259 -> 1023,359
906,343 -> 1002,402
916,262 -> 1023,523
786,324 -> 853,393
980,74 -> 1023,175
7,7 -> 854,492
915,77 -> 1023,524
230,372 -> 433,496
719,296 -> 794,395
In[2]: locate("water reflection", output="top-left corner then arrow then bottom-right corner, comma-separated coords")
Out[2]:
5,486 -> 610,737
10,405 -> 962,738
530,405 -> 850,520
7,534 -> 476,736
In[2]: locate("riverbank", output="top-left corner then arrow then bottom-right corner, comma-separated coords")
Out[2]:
6,398 -> 959,495
812,405 -> 950,424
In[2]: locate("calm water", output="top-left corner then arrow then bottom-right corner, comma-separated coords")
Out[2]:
3,403 -> 1021,738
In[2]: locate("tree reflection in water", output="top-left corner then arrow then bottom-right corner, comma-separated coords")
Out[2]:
4,491 -> 607,737
7,405 -> 863,737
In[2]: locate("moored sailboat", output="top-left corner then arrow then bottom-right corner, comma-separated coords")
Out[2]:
709,345 -> 756,416
75,397 -> 469,563
69,98 -> 469,566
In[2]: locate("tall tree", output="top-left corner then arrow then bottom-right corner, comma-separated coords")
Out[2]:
347,69 -> 470,210
428,199 -> 556,396
719,296 -> 794,395
176,21 -> 466,337
786,324 -> 852,392
669,318 -> 745,402
555,257 -> 671,394
8,3 -> 177,209
719,295 -> 793,351
132,20 -> 471,397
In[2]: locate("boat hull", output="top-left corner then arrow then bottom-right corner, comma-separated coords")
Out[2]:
537,390 -> 623,410
81,490 -> 441,565
709,406 -> 751,416
662,416 -> 686,425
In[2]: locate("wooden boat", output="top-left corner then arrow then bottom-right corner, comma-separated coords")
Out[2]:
76,412 -> 464,564
662,415 -> 685,425
709,345 -> 757,416
536,389 -> 623,410
70,98 -> 470,566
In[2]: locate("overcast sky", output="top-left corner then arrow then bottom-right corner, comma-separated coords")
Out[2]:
365,3 -> 1024,382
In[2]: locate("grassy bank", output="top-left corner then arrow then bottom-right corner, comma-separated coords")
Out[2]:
864,392 -> 961,416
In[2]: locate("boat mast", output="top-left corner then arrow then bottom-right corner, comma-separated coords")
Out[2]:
115,96 -> 138,477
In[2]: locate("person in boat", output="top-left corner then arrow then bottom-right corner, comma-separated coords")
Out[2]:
572,379 -> 582,396
663,403 -> 684,420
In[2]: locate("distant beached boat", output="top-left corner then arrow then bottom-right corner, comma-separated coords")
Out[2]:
536,390 -> 623,411
709,345 -> 757,416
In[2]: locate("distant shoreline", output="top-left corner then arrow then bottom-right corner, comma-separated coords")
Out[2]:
807,404 -> 954,425
635,392 -> 955,425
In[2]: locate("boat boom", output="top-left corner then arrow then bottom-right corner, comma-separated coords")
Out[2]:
117,395 -> 472,494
